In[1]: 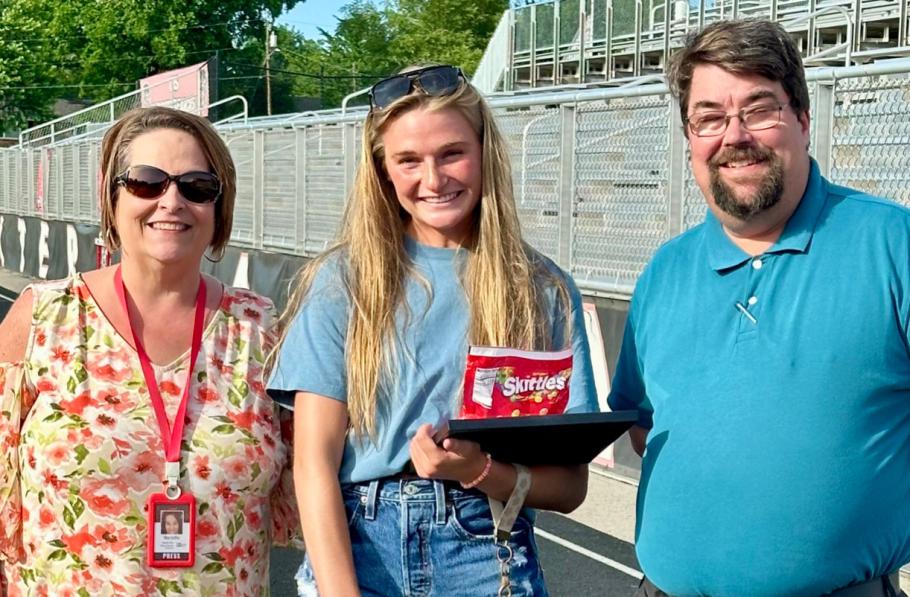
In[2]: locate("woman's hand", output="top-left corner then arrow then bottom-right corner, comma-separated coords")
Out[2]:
408,424 -> 487,485
410,424 -> 587,513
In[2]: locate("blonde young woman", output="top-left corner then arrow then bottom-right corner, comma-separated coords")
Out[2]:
268,65 -> 599,596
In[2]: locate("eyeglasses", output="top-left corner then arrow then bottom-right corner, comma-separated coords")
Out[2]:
369,65 -> 465,111
115,165 -> 222,204
685,103 -> 784,137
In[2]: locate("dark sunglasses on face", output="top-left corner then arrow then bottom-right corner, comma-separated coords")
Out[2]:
369,65 -> 465,111
114,165 -> 222,204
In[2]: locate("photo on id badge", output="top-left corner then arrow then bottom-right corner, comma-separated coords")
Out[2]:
151,501 -> 191,564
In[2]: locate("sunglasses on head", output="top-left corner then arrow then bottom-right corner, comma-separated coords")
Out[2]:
369,65 -> 465,111
114,165 -> 222,204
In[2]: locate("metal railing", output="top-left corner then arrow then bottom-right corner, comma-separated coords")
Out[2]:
2,60 -> 910,298
17,62 -> 211,148
507,0 -> 910,90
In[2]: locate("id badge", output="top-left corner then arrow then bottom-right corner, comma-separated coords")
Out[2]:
147,491 -> 196,568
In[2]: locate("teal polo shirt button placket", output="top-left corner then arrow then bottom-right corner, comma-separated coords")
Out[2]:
734,256 -> 765,341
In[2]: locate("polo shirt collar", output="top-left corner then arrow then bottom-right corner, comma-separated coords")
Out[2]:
705,159 -> 826,271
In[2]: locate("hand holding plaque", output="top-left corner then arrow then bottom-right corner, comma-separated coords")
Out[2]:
453,345 -> 635,466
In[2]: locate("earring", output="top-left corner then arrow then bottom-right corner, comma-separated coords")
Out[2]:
204,246 -> 225,263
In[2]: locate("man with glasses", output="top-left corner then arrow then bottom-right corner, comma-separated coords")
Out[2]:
609,19 -> 910,597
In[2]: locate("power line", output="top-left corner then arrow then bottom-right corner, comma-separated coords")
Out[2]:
228,61 -> 388,80
25,46 -> 237,72
218,75 -> 266,81
0,82 -> 135,91
0,17 -> 261,44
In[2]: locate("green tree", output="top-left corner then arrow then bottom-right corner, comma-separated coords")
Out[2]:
0,0 -> 305,131
387,0 -> 508,75
286,0 -> 509,108
277,31 -> 341,109
0,0 -> 511,127
0,5 -> 55,132
216,24 -> 302,117
319,1 -> 399,105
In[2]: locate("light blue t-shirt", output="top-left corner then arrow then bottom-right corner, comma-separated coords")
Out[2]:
269,237 -> 599,483
608,160 -> 910,596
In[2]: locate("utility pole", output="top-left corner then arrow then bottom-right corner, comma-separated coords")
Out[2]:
211,49 -> 220,105
264,22 -> 278,115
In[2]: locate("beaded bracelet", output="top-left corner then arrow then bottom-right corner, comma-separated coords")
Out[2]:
461,452 -> 493,489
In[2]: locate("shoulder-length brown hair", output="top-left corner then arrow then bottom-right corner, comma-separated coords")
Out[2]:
98,106 -> 236,256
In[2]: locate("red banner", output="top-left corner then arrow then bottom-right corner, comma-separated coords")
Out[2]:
139,62 -> 210,116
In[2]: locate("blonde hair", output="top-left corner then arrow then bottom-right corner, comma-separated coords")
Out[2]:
274,74 -> 571,438
98,106 -> 236,257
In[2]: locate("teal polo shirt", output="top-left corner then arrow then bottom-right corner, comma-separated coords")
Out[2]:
609,161 -> 910,596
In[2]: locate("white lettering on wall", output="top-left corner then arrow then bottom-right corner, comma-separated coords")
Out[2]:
38,220 -> 50,279
66,224 -> 78,276
232,251 -> 250,289
18,218 -> 26,273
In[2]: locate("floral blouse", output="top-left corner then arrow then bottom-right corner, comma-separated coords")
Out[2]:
0,275 -> 299,596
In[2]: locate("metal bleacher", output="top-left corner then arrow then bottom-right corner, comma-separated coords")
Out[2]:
494,0 -> 910,92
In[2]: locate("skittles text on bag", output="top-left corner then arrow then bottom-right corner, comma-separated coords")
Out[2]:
461,346 -> 573,419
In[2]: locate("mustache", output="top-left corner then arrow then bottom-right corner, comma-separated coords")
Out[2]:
709,145 -> 773,168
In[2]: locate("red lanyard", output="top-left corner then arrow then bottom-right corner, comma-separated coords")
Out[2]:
114,266 -> 206,468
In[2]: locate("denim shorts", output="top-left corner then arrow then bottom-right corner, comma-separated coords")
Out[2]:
295,478 -> 549,596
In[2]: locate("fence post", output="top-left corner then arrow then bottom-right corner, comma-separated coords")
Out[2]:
295,126 -> 308,254
811,77 -> 837,178
90,143 -> 100,223
663,0 -> 672,72
807,0 -> 818,56
900,0 -> 908,47
54,147 -> 63,220
605,0 -> 614,81
0,151 -> 7,212
14,152 -> 21,214
557,103 -> 576,270
253,130 -> 265,250
634,0 -> 642,77
554,0 -> 561,86
343,123 -> 357,203
72,145 -> 81,220
852,0 -> 862,55
40,148 -> 50,218
666,97 -> 688,238
27,151 -> 36,216
507,6 -> 516,91
530,4 -> 538,88
578,1 -> 587,84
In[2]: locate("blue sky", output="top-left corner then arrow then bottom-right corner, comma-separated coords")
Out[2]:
278,0 -> 351,39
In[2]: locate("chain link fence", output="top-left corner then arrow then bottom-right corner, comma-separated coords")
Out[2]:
2,61 -> 910,297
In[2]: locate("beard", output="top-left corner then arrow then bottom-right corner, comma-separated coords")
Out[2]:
709,145 -> 785,221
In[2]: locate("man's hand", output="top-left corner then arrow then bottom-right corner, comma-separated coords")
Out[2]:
630,425 -> 648,457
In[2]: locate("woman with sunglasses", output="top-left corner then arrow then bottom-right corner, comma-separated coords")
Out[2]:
0,106 -> 298,595
269,65 -> 598,595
